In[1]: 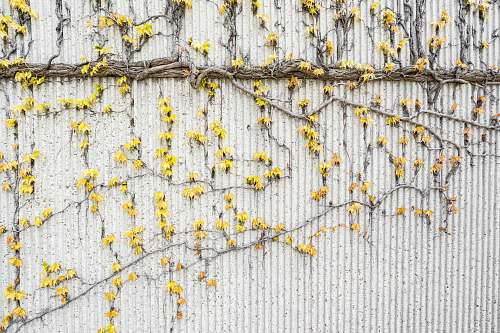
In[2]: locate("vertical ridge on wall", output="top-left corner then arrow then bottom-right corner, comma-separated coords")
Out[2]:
1,0 -> 500,331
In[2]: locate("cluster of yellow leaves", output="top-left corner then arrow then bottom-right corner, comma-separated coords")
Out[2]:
311,186 -> 329,201
59,83 -> 104,110
70,120 -> 92,150
122,200 -> 138,218
347,202 -> 363,215
210,121 -> 227,139
253,151 -> 272,164
264,166 -> 283,180
10,0 -> 37,18
166,280 -> 184,295
188,37 -> 210,56
464,0 -> 490,20
0,16 -> 27,38
215,218 -> 229,231
117,76 -> 130,95
4,284 -> 25,302
232,56 -> 245,69
14,71 -> 44,88
251,0 -> 269,26
0,57 -> 24,68
173,0 -> 192,9
252,217 -> 269,231
288,76 -> 302,90
252,80 -> 270,108
353,106 -> 372,127
182,184 -> 205,200
186,130 -> 208,145
156,97 -> 177,177
386,115 -> 401,127
298,98 -> 310,109
414,57 -> 429,72
16,149 -> 38,195
102,234 -> 116,247
381,9 -> 397,31
76,168 -> 99,192
319,153 -> 341,179
472,95 -> 487,118
192,219 -> 208,240
188,173 -> 199,184
215,146 -> 233,173
4,118 -> 17,129
246,175 -> 264,191
136,23 -> 153,39
356,64 -> 376,83
107,177 -> 128,193
298,61 -> 325,77
115,138 -> 143,170
218,0 -> 241,14
88,190 -> 103,213
427,10 -> 450,53
97,323 -> 117,333
124,137 -> 141,152
154,192 -> 175,240
415,208 -> 434,218
124,226 -> 144,255
297,243 -> 317,256
412,126 -> 432,145
431,154 -> 446,175
391,155 -> 407,179
223,192 -> 234,210
81,57 -> 109,76
301,0 -> 320,16
24,207 -> 53,228
2,284 -> 27,329
298,124 -> 321,155
234,211 -> 249,228
40,262 -> 77,304
98,12 -> 132,29
199,77 -> 219,99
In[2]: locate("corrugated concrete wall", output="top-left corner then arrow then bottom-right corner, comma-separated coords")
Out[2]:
1,1 -> 499,333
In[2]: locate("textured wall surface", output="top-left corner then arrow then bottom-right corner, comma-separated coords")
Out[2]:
1,1 -> 500,333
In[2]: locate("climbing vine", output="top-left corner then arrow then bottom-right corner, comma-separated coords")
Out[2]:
1,0 -> 499,332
